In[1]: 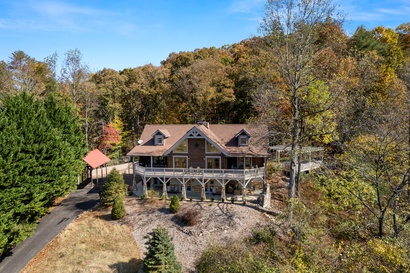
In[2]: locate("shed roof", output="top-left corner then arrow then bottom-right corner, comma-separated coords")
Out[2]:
83,149 -> 110,169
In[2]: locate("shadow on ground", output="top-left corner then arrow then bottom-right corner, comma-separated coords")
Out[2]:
109,257 -> 142,273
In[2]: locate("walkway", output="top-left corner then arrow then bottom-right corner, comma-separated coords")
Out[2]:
0,183 -> 101,273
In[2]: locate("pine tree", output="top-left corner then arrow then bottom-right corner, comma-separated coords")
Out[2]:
169,195 -> 180,213
0,92 -> 86,256
143,226 -> 181,273
111,196 -> 126,220
100,168 -> 127,206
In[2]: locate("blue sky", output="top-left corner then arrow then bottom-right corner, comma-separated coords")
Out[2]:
0,0 -> 409,72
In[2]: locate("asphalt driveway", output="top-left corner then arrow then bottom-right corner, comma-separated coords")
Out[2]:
0,183 -> 101,273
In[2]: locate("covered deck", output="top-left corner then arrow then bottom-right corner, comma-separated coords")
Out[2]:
132,164 -> 266,203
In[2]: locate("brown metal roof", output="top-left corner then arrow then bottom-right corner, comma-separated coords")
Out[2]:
83,149 -> 110,169
127,124 -> 270,157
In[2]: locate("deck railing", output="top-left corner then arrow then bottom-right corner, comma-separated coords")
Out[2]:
281,160 -> 322,172
134,165 -> 265,181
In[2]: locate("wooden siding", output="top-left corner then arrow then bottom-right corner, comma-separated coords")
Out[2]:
187,139 -> 206,168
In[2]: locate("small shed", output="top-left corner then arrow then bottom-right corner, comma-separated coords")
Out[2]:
83,149 -> 110,185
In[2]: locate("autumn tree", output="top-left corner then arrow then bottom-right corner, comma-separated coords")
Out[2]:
59,48 -> 90,105
170,58 -> 234,123
119,65 -> 170,149
90,68 -> 125,123
98,120 -> 122,158
396,22 -> 410,59
0,51 -> 52,97
259,0 -> 343,202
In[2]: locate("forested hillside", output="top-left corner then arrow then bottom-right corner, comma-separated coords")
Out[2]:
1,0 -> 410,269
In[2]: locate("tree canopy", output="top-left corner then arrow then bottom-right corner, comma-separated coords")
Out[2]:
0,92 -> 86,256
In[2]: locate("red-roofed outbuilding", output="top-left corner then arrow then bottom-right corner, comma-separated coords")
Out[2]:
83,149 -> 110,169
83,149 -> 110,185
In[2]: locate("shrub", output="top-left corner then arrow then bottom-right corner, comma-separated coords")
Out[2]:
249,225 -> 277,245
189,197 -> 193,202
100,169 -> 127,206
146,190 -> 159,198
196,242 -> 274,273
169,195 -> 180,213
221,198 -> 225,203
180,196 -> 185,201
140,194 -> 146,200
111,196 -> 126,220
143,226 -> 181,273
177,208 -> 199,226
210,197 -> 214,203
231,197 -> 235,203
200,196 -> 205,202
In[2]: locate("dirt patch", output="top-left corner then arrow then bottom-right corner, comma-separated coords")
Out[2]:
124,198 -> 273,273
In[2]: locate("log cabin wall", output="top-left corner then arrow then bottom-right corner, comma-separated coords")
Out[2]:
187,138 -> 206,168
252,157 -> 264,167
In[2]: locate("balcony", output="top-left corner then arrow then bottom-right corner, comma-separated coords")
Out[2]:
133,164 -> 265,182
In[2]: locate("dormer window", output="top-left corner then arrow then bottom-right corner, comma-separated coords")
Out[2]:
152,129 -> 170,146
239,135 -> 248,146
235,129 -> 251,146
155,135 -> 164,145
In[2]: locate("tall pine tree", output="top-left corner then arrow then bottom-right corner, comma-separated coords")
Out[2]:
0,92 -> 86,256
143,226 -> 181,273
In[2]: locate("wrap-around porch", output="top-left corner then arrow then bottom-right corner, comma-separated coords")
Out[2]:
132,164 -> 266,202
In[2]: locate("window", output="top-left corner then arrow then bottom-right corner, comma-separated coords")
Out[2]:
153,156 -> 166,167
174,139 -> 188,153
174,156 -> 187,168
239,135 -> 248,146
206,157 -> 221,169
206,141 -> 219,153
238,157 -> 252,169
155,135 -> 164,145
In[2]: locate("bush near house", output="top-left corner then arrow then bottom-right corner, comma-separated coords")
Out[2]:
111,196 -> 126,220
99,169 -> 127,206
169,195 -> 180,213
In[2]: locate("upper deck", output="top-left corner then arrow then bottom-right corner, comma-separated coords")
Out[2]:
134,164 -> 265,182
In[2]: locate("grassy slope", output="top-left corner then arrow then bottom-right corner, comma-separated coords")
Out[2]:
22,206 -> 141,273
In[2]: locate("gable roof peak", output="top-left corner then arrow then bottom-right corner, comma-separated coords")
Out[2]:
152,129 -> 170,138
235,128 -> 251,138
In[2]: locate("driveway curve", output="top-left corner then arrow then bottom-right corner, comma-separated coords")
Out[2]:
0,184 -> 100,273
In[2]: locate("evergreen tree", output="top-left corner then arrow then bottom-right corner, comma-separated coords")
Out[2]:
169,195 -> 180,213
143,226 -> 181,273
0,92 -> 86,256
100,168 -> 127,206
111,195 -> 126,220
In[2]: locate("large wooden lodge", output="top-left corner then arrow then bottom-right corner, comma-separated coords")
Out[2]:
127,122 -> 270,201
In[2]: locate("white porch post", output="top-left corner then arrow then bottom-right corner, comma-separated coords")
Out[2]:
131,157 -> 136,190
162,183 -> 167,199
221,179 -> 226,201
241,182 -> 247,204
181,178 -> 187,200
143,176 -> 148,196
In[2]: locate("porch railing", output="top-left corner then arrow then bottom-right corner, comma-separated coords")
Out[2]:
134,165 -> 265,181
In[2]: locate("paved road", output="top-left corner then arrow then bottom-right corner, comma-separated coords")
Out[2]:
0,183 -> 101,273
